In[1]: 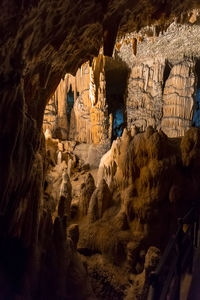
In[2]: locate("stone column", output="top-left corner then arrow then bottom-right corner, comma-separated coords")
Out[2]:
57,77 -> 68,139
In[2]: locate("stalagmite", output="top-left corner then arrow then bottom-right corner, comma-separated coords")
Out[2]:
57,151 -> 62,164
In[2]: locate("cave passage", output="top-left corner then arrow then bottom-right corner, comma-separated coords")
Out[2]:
66,85 -> 74,123
105,59 -> 129,141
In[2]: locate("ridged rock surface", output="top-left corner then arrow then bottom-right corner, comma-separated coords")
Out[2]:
161,60 -> 195,137
126,58 -> 165,131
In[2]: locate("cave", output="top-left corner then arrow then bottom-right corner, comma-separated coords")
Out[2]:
1,1 -> 200,300
105,58 -> 129,140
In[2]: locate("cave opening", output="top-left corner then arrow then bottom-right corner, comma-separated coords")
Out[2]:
192,60 -> 200,127
105,58 -> 129,141
66,85 -> 74,124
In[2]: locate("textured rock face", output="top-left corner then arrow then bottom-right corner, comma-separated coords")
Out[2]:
126,57 -> 196,137
161,60 -> 195,137
126,58 -> 165,132
46,55 -> 113,145
44,57 -> 109,144
116,22 -> 200,137
44,64 -> 93,142
69,63 -> 93,143
77,127 -> 200,299
97,127 -> 200,246
125,247 -> 160,300
88,179 -> 112,223
79,173 -> 96,216
46,22 -> 200,141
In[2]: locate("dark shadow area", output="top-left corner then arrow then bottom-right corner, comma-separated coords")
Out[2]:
192,60 -> 200,127
66,85 -> 74,124
0,236 -> 29,296
162,60 -> 171,93
105,58 -> 129,141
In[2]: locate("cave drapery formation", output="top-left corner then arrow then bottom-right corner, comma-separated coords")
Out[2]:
1,1 -> 200,299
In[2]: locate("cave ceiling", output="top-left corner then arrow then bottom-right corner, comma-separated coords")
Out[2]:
1,1 -> 200,88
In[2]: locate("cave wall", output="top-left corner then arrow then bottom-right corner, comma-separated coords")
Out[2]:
161,59 -> 195,137
69,62 -> 92,143
116,21 -> 200,137
45,21 -> 200,141
44,62 -> 93,143
126,58 -> 165,132
44,55 -> 111,145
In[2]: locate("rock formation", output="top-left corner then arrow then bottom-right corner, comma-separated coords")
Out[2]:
126,58 -> 165,132
125,247 -> 160,300
45,21 -> 200,142
161,59 -> 195,137
79,173 -> 96,216
74,127 -> 200,299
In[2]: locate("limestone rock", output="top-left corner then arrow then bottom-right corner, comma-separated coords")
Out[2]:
68,224 -> 79,249
125,246 -> 160,300
58,142 -> 64,152
43,96 -> 58,135
88,179 -> 112,222
181,127 -> 200,164
60,169 -> 72,199
97,127 -> 200,253
86,142 -> 111,168
79,173 -> 96,216
115,211 -> 129,230
98,129 -> 131,189
126,58 -> 165,132
63,140 -> 76,152
161,60 -> 195,137
44,128 -> 52,139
